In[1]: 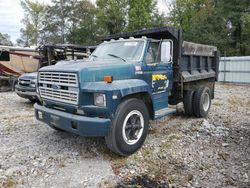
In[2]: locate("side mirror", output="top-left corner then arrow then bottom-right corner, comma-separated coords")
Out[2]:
161,40 -> 173,63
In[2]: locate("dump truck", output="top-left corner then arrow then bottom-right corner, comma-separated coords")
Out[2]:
34,27 -> 220,156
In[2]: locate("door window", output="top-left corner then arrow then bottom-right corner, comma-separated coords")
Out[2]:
145,41 -> 161,64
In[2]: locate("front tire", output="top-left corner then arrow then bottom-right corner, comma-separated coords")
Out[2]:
105,98 -> 149,156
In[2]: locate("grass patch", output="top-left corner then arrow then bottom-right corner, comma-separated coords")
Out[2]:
247,99 -> 250,107
147,161 -> 165,179
168,134 -> 181,141
198,163 -> 211,171
213,101 -> 221,106
168,174 -> 181,184
141,147 -> 152,156
115,174 -> 169,188
3,177 -> 17,188
187,173 -> 194,181
58,157 -> 67,168
109,155 -> 128,175
227,96 -> 242,106
160,142 -> 172,153
98,180 -> 114,188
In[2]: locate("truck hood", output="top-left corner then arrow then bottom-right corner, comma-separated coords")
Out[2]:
19,72 -> 38,80
39,59 -> 136,83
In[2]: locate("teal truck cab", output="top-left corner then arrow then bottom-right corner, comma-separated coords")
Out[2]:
34,27 -> 219,156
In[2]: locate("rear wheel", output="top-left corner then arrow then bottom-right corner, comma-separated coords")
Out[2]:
105,98 -> 149,156
193,87 -> 211,117
183,90 -> 195,116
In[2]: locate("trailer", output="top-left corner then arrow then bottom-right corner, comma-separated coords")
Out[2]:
34,27 -> 220,156
0,46 -> 39,91
37,44 -> 96,67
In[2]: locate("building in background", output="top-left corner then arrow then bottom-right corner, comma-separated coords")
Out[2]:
219,56 -> 250,84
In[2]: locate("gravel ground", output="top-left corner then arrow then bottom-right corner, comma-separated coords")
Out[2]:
113,83 -> 250,188
0,93 -> 115,187
0,83 -> 249,188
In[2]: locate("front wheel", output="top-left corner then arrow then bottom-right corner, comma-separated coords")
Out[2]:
105,98 -> 149,156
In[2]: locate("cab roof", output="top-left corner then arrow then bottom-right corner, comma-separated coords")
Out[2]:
102,27 -> 181,41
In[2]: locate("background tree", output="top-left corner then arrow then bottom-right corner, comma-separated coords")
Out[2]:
17,0 -> 46,46
170,0 -> 250,56
240,12 -> 250,55
127,0 -> 165,31
216,0 -> 250,55
18,0 -> 166,46
96,0 -> 128,35
0,33 -> 13,46
66,0 -> 98,45
43,0 -> 72,44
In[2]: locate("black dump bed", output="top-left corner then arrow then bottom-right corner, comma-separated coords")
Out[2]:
181,41 -> 219,82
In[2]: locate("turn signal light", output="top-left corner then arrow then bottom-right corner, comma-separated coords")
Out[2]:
104,75 -> 113,83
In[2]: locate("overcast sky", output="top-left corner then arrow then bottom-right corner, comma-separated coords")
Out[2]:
0,0 -> 171,44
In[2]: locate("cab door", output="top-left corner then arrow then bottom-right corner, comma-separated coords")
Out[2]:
143,40 -> 173,111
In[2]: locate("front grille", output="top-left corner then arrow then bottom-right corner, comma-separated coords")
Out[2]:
39,72 -> 78,87
38,72 -> 79,105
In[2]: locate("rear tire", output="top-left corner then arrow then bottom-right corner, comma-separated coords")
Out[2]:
105,98 -> 149,156
183,90 -> 195,116
193,87 -> 211,117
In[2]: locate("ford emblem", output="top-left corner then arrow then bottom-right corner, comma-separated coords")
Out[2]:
52,84 -> 60,90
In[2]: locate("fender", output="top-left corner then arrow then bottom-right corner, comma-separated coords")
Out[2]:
81,79 -> 152,116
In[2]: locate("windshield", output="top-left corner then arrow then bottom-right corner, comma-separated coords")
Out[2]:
91,40 -> 145,61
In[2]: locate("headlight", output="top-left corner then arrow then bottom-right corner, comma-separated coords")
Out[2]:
30,79 -> 36,87
94,93 -> 106,106
30,82 -> 36,87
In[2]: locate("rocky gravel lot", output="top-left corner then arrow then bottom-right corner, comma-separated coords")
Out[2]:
0,83 -> 249,188
0,93 -> 115,187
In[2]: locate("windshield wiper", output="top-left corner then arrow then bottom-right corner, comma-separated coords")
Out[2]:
92,54 -> 98,58
107,53 -> 126,62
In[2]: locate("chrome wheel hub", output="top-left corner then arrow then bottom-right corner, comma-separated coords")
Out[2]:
203,93 -> 210,111
122,110 -> 144,145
